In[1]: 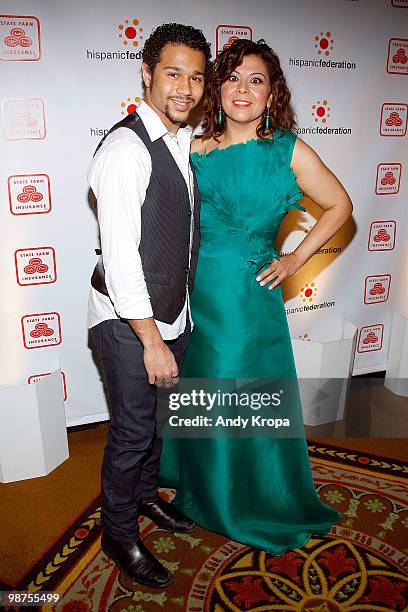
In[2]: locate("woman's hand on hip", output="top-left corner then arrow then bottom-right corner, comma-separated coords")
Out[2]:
256,253 -> 302,290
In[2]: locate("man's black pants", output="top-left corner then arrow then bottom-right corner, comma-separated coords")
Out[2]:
90,318 -> 190,542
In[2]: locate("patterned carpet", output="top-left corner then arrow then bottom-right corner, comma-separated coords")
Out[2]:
3,442 -> 408,612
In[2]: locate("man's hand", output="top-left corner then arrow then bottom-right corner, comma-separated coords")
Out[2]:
143,341 -> 179,387
128,316 -> 179,387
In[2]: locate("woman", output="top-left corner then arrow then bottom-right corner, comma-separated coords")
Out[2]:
160,39 -> 351,554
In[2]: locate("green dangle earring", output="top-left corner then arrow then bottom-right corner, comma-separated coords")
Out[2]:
265,106 -> 270,131
217,106 -> 223,125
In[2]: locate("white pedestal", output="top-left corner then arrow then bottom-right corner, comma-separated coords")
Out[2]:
291,321 -> 358,426
384,313 -> 408,397
0,370 -> 69,483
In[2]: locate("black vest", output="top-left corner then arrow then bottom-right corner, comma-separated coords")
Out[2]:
91,112 -> 200,324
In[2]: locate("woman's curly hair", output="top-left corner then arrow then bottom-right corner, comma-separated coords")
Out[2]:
201,38 -> 296,141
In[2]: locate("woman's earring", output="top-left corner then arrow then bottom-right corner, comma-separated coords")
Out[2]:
265,107 -> 270,131
217,106 -> 223,125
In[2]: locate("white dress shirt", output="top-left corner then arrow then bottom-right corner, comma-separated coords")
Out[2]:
87,101 -> 194,340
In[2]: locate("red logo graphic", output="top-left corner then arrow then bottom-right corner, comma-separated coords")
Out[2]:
373,229 -> 390,242
314,32 -> 334,56
375,163 -> 402,195
8,174 -> 51,214
311,99 -> 331,123
17,184 -> 43,203
369,282 -> 385,295
300,282 -> 318,302
381,171 -> 396,185
4,26 -> 31,48
24,258 -> 48,274
118,19 -> 143,47
30,323 -> 54,338
15,247 -> 57,286
393,47 -> 407,63
28,371 -> 67,401
0,15 -> 41,61
386,111 -> 403,126
364,275 -> 391,304
380,103 -> 408,136
21,312 -> 62,349
357,324 -> 384,353
363,331 -> 378,344
216,25 -> 252,55
120,96 -> 142,115
387,39 -> 408,74
368,221 -> 396,251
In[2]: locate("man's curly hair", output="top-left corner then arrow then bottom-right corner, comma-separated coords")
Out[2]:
142,23 -> 211,74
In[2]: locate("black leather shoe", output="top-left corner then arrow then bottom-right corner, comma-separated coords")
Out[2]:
140,498 -> 196,533
101,530 -> 171,589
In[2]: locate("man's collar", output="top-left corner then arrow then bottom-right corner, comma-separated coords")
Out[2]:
137,100 -> 192,142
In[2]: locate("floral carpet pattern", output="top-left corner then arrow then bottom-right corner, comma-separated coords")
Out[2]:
4,443 -> 408,611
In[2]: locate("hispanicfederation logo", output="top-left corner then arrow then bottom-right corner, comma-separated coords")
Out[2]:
380,103 -> 407,136
118,19 -> 143,47
311,99 -> 331,124
28,371 -> 67,401
375,163 -> 402,195
285,280 -> 335,315
216,25 -> 252,55
0,15 -> 40,61
87,18 -> 143,61
357,324 -> 384,353
387,38 -> 408,74
314,32 -> 334,56
21,312 -> 62,349
289,31 -> 356,71
8,174 -> 51,214
2,98 -> 45,139
296,98 -> 351,136
364,274 -> 391,304
15,247 -> 57,286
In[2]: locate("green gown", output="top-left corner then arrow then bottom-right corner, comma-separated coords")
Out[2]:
159,131 -> 341,554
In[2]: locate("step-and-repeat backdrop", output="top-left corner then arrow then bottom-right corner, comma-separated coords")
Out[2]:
1,0 -> 407,425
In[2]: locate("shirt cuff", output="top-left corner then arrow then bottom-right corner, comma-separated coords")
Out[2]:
116,298 -> 154,320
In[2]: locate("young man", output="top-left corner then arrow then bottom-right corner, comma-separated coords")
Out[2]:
88,23 -> 211,588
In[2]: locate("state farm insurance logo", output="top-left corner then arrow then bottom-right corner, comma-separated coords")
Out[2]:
312,99 -> 331,124
364,275 -> 391,304
380,103 -> 407,136
387,39 -> 408,74
21,312 -> 62,349
0,15 -> 40,61
314,32 -> 334,56
357,324 -> 384,353
216,25 -> 252,55
2,98 -> 45,139
28,371 -> 67,401
368,220 -> 396,251
375,163 -> 402,195
15,247 -> 57,286
8,174 -> 51,214
118,19 -> 143,47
